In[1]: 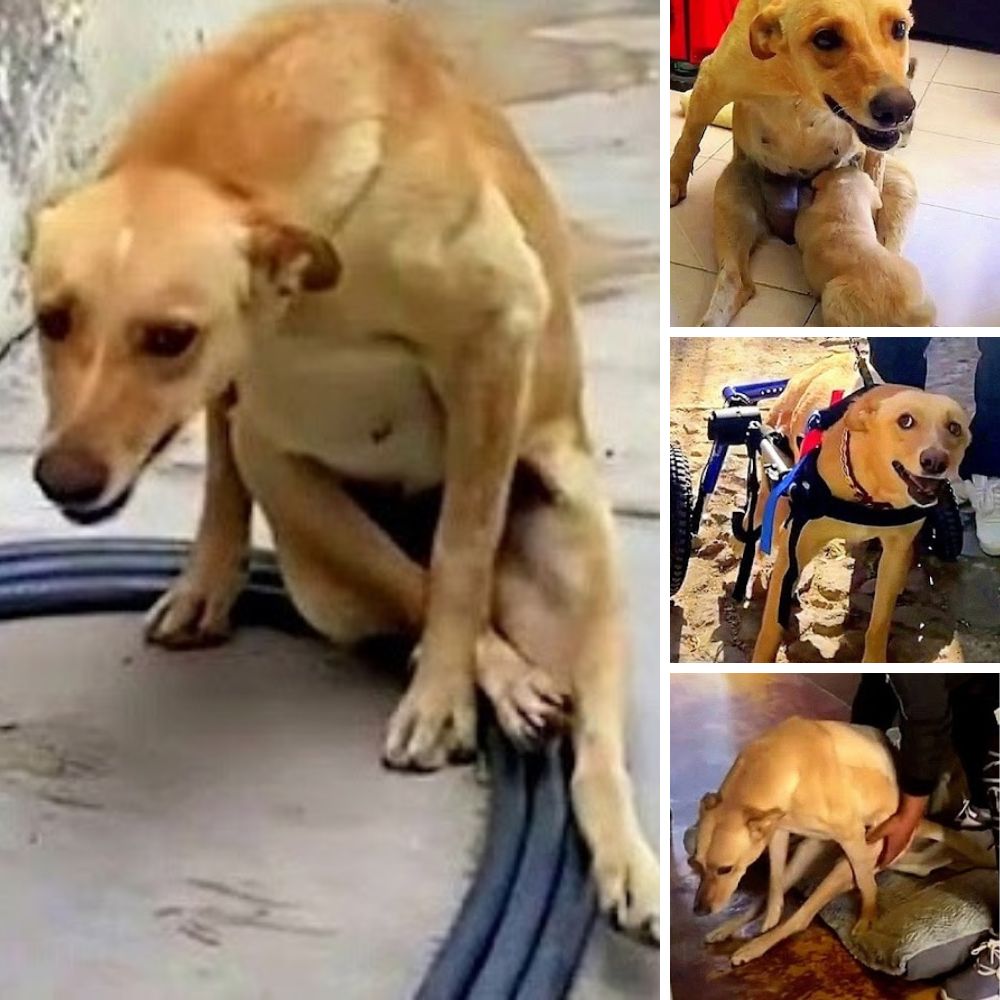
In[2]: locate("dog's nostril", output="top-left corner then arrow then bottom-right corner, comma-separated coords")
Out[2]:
869,87 -> 915,127
33,447 -> 109,506
919,448 -> 948,476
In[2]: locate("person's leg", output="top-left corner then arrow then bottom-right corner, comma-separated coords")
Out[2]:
960,339 -> 1000,480
949,675 -> 1000,834
939,677 -> 999,1000
868,337 -> 932,387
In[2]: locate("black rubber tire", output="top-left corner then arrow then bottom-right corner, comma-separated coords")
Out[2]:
920,484 -> 964,562
0,537 -> 600,999
670,442 -> 694,596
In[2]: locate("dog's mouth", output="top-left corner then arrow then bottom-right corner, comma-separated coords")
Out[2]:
892,461 -> 947,506
824,96 -> 903,151
55,424 -> 181,526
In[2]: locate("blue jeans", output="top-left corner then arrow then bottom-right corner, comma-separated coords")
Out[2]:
868,337 -> 1000,479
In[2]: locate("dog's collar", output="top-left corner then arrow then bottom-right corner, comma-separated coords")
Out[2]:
840,430 -> 888,508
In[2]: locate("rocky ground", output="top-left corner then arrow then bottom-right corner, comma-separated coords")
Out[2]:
670,337 -> 1000,663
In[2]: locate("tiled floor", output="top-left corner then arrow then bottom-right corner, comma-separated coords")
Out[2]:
669,672 -> 955,1000
670,41 -> 1000,326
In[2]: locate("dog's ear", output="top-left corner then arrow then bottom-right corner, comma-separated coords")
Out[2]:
749,4 -> 786,60
699,792 -> 722,816
745,806 -> 784,839
245,218 -> 342,295
843,394 -> 879,433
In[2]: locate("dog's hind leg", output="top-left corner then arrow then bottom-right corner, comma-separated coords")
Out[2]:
670,55 -> 729,206
493,442 -> 659,943
914,820 -> 997,870
840,838 -> 882,934
876,159 -> 919,254
731,856 -> 856,966
700,159 -> 768,327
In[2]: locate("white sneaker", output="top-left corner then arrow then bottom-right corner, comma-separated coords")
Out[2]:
956,475 -> 1000,557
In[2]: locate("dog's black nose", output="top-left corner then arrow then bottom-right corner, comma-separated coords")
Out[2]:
869,87 -> 915,127
919,448 -> 949,476
34,447 -> 109,506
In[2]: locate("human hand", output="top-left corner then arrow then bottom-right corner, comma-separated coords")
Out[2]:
866,794 -> 929,867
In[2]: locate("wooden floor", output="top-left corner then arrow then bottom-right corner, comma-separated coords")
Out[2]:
669,673 -> 944,1000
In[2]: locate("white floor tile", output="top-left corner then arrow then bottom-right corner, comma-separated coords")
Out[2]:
670,263 -> 815,327
909,39 -> 950,82
915,82 -> 1000,144
905,204 -> 1000,326
896,129 -> 1000,220
669,158 -> 811,293
932,46 -> 1000,94
669,91 -> 732,160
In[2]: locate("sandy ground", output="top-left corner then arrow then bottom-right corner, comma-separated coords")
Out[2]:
670,337 -> 1000,663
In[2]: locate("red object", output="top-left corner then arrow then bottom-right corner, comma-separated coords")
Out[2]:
671,0 -> 740,64
800,390 -> 844,456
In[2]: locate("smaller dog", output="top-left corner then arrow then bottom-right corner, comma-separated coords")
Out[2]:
691,717 -> 995,966
795,167 -> 935,326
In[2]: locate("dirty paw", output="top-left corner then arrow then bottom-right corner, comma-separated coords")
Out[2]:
145,572 -> 243,649
494,667 -> 570,750
382,678 -> 477,772
594,837 -> 660,945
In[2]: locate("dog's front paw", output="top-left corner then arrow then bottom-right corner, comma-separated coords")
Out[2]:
731,936 -> 770,966
670,178 -> 687,207
593,834 -> 660,944
851,916 -> 875,937
382,668 -> 477,772
145,569 -> 244,649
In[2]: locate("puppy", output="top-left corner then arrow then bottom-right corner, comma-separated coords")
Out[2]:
691,717 -> 995,966
795,167 -> 935,326
752,353 -> 969,662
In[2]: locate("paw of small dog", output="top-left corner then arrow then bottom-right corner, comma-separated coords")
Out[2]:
145,572 -> 243,649
594,836 -> 660,945
382,675 -> 477,772
493,667 -> 570,750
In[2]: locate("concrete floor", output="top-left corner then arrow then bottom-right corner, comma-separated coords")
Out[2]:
668,673 -> 977,1000
0,1 -> 659,996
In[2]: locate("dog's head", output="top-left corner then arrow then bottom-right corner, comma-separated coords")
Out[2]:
690,792 -> 784,916
843,385 -> 971,508
811,165 -> 882,211
27,168 -> 340,523
749,0 -> 915,151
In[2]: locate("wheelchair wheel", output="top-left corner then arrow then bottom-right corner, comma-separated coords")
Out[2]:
670,442 -> 694,596
920,482 -> 964,562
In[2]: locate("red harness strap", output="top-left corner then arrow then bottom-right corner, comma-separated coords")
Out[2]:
799,389 -> 844,457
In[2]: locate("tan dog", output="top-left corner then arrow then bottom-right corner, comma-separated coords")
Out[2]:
692,717 -> 995,966
671,0 -> 919,326
795,167 -> 935,326
751,353 -> 969,663
26,5 -> 658,937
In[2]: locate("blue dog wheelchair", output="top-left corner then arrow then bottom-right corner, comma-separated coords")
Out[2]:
669,377 -> 965,600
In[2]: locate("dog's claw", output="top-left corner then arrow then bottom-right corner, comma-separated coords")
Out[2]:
382,678 -> 477,772
593,837 -> 660,946
145,573 -> 242,649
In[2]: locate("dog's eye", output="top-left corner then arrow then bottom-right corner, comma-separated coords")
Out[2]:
37,306 -> 72,342
717,865 -> 734,875
142,321 -> 199,359
947,421 -> 962,437
892,19 -> 908,41
813,29 -> 843,51
898,413 -> 915,429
